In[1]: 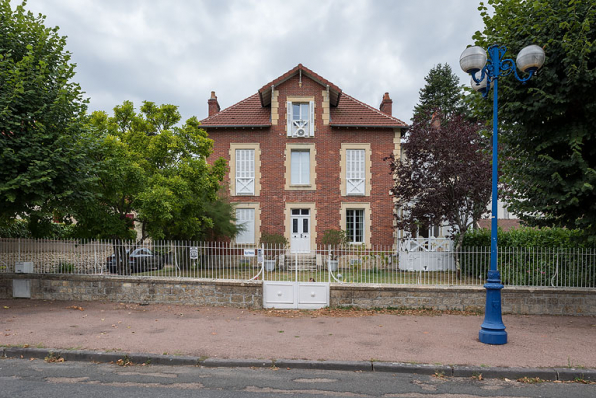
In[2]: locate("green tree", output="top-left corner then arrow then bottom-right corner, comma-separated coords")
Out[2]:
472,0 -> 596,238
71,101 -> 238,242
0,1 -> 90,224
412,63 -> 464,120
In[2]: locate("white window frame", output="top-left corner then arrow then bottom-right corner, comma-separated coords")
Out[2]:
287,100 -> 315,137
235,149 -> 255,195
345,209 -> 365,244
290,149 -> 310,185
341,202 -> 371,247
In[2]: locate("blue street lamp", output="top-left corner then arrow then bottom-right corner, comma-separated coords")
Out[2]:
460,44 -> 545,345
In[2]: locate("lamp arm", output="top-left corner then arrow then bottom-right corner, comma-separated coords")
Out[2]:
498,58 -> 516,78
470,66 -> 492,99
470,67 -> 488,84
511,65 -> 536,84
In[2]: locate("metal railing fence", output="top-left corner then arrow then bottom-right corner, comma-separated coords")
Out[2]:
1,238 -> 595,288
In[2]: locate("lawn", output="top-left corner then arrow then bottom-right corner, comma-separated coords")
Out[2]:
134,265 -> 483,286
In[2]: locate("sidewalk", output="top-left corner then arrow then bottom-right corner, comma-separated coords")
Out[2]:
1,299 -> 595,379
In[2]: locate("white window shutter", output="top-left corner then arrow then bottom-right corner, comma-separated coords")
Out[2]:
346,149 -> 365,195
287,101 -> 293,137
236,208 -> 255,244
309,100 -> 315,136
235,149 -> 255,195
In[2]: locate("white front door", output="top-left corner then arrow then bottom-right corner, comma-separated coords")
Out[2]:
291,209 -> 310,253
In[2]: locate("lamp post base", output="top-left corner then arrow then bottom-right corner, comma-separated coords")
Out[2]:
479,270 -> 507,345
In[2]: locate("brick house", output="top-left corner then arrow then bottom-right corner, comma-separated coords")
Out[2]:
200,64 -> 407,252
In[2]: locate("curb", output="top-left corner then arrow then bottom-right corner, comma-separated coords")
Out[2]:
2,347 -> 595,381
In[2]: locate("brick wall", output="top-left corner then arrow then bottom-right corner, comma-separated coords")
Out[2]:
2,274 -> 595,315
206,74 -> 397,246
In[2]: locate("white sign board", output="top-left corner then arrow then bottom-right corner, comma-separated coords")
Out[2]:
244,249 -> 256,257
257,249 -> 264,263
189,247 -> 199,260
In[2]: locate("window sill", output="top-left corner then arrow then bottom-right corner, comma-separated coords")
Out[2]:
287,185 -> 315,191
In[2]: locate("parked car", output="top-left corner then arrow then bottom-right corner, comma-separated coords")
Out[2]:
106,247 -> 166,274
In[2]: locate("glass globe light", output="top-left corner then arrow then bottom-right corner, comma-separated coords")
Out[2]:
460,46 -> 487,74
516,45 -> 545,73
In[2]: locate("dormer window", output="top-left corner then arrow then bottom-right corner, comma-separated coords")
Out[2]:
287,100 -> 314,137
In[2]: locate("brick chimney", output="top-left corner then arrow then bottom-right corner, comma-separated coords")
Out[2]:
379,92 -> 392,116
431,111 -> 441,128
208,91 -> 220,116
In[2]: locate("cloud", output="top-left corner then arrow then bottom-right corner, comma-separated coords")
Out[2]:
16,0 -> 486,123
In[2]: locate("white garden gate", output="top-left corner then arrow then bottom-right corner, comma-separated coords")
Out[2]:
260,249 -> 329,309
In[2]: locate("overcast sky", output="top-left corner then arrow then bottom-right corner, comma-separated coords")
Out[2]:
16,0 -> 488,124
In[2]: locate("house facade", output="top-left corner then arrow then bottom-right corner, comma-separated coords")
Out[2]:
200,64 -> 407,251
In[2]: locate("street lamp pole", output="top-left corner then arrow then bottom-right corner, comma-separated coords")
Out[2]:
460,44 -> 545,345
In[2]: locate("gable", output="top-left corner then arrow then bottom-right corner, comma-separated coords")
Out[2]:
258,64 -> 342,107
200,64 -> 408,130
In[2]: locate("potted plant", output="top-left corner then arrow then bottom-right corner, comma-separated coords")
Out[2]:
259,232 -> 288,271
321,229 -> 348,272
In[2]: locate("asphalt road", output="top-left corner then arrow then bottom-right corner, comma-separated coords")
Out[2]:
1,358 -> 595,398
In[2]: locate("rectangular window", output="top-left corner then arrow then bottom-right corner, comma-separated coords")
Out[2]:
346,209 -> 364,244
235,149 -> 255,195
287,101 -> 315,137
346,149 -> 365,195
291,150 -> 310,185
236,208 -> 255,244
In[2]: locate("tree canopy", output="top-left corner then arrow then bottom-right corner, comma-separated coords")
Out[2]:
70,101 -> 238,241
0,1 -> 90,223
412,63 -> 464,120
472,0 -> 596,239
387,111 -> 492,256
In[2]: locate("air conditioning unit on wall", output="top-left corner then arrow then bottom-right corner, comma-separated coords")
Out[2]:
294,128 -> 307,137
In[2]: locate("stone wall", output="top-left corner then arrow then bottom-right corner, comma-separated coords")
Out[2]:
2,274 -> 595,315
2,274 -> 262,308
330,284 -> 596,315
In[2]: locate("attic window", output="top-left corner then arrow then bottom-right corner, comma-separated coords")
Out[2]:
287,101 -> 314,137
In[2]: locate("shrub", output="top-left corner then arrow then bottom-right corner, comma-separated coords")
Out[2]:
259,232 -> 288,247
461,227 -> 590,248
459,227 -> 596,287
320,229 -> 348,246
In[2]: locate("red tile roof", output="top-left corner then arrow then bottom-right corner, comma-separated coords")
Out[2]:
200,93 -> 271,128
200,66 -> 408,129
331,94 -> 407,128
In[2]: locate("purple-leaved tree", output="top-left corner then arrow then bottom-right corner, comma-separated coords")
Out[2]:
386,111 -> 492,276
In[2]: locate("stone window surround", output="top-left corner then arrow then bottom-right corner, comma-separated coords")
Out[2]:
340,202 -> 372,248
340,143 -> 372,197
286,96 -> 315,137
285,142 -> 317,191
229,143 -> 261,197
234,202 -> 261,246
